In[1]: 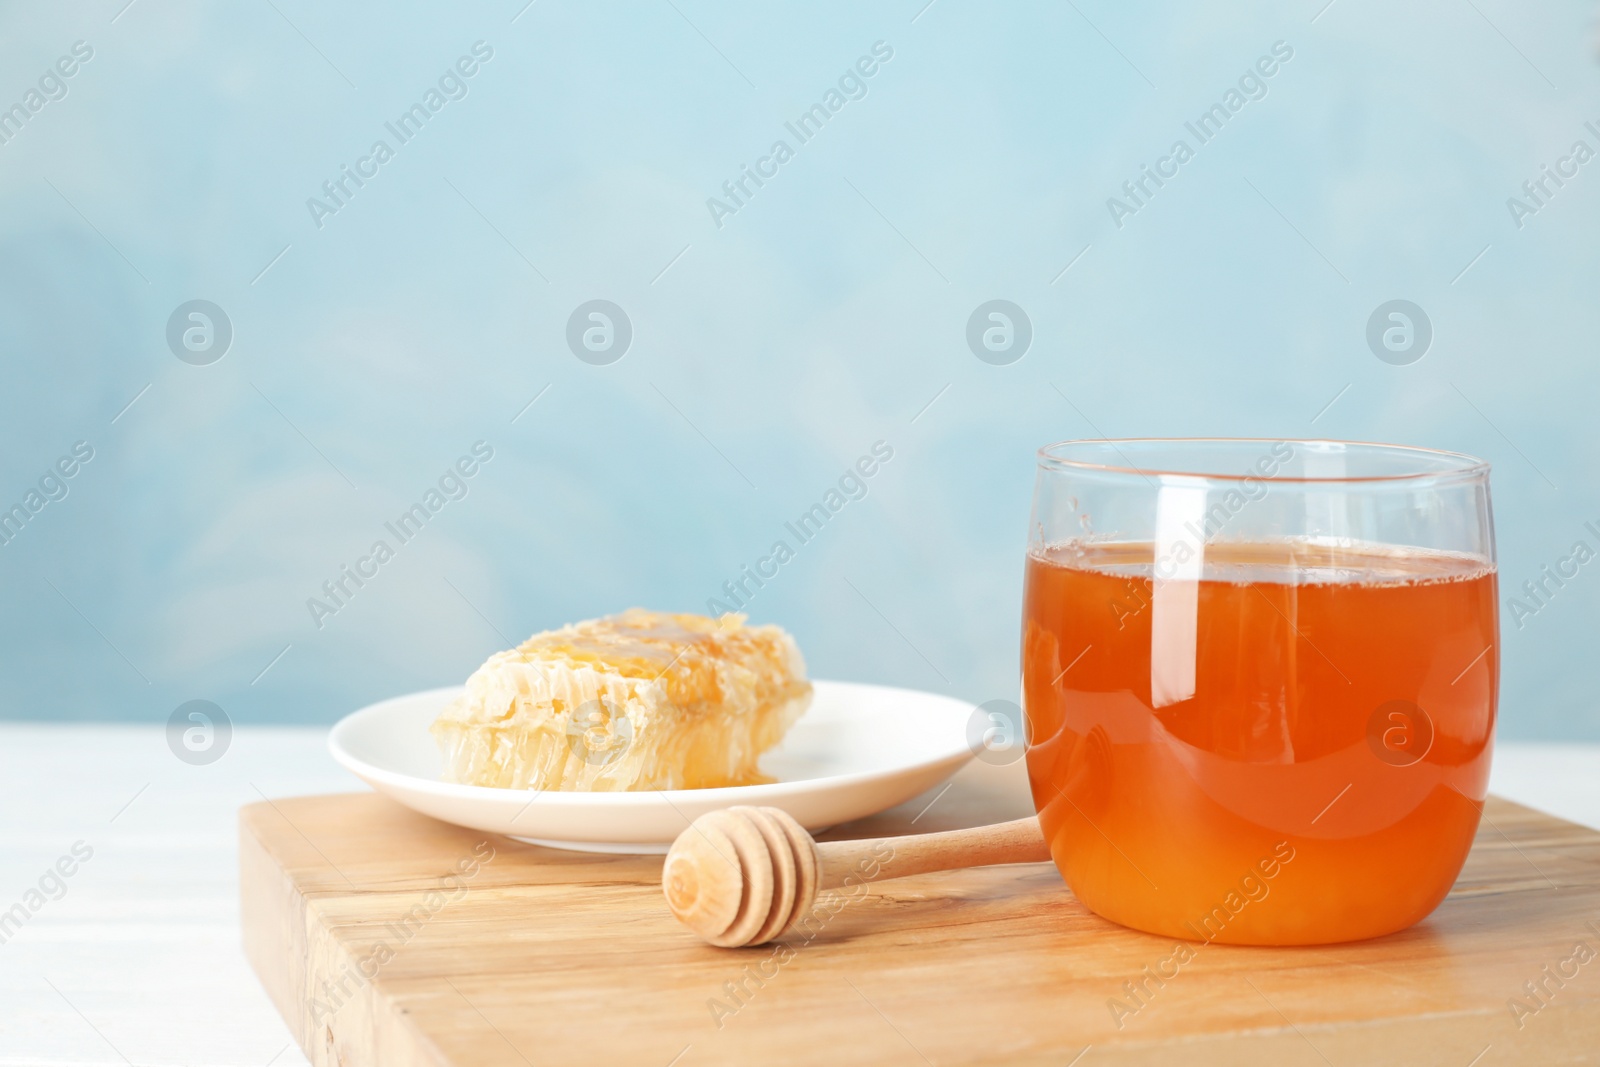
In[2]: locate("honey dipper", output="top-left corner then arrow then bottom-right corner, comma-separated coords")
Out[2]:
661,805 -> 1050,947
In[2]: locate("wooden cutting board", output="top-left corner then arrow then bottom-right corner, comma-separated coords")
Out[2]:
241,759 -> 1600,1066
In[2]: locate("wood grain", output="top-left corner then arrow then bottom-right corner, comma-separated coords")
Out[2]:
241,759 -> 1600,1066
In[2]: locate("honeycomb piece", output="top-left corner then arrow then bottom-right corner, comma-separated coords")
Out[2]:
431,609 -> 812,791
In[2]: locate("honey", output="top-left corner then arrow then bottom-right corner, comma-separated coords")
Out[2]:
1023,539 -> 1498,944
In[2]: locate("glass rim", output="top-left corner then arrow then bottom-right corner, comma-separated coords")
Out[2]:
1035,437 -> 1491,484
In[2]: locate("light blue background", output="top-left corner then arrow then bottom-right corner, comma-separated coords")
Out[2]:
1,0 -> 1596,735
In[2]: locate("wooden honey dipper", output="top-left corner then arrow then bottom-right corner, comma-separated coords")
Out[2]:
662,805 -> 1051,947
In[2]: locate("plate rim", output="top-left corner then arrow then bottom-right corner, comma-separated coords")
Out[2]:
327,677 -> 978,808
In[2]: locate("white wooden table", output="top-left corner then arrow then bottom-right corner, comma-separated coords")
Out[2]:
0,726 -> 1595,1066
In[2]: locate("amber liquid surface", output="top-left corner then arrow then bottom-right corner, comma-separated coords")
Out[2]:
1022,539 -> 1498,944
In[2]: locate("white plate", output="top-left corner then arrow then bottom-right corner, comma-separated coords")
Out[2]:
328,680 -> 976,853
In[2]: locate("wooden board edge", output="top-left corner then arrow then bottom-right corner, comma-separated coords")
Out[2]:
1054,998 -> 1600,1067
240,803 -> 310,1048
239,801 -> 453,1067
